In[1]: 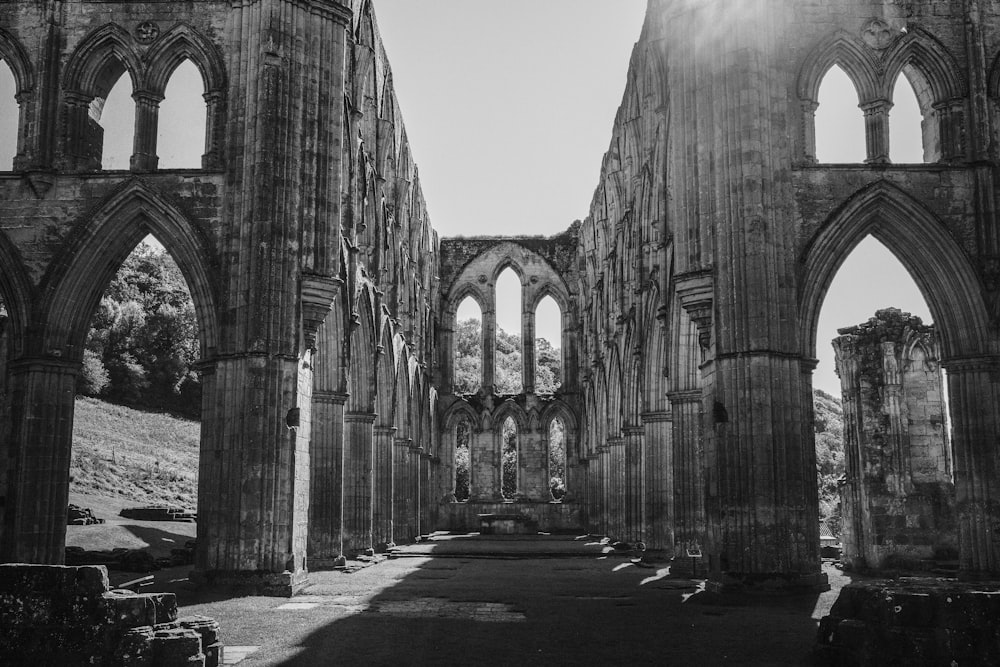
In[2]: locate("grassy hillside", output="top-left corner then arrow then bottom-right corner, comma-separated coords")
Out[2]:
71,397 -> 199,510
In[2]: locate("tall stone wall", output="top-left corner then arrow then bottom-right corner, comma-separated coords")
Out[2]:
573,8 -> 676,554
0,0 -> 441,592
833,309 -> 956,570
570,0 -> 1000,589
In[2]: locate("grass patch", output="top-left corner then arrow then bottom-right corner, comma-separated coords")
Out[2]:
71,397 -> 199,509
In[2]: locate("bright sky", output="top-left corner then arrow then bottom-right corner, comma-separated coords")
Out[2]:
0,7 -> 936,396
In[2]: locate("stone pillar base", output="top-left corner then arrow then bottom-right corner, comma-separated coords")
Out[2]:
707,571 -> 830,595
308,555 -> 347,570
189,568 -> 309,597
669,556 -> 709,579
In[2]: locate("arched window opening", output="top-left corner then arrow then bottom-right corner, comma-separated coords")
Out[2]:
889,71 -> 927,164
501,416 -> 518,501
495,268 -> 522,394
69,233 -> 201,547
453,296 -> 482,394
815,65 -> 865,163
548,417 -> 567,502
79,234 -> 200,415
94,69 -> 135,170
454,418 -> 471,502
535,296 -> 562,393
157,59 -> 206,169
0,60 -> 17,169
814,235 -> 954,565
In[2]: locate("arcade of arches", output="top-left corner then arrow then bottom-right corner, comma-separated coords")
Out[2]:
1,0 -> 1000,596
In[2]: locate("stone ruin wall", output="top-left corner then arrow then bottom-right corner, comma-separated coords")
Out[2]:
833,309 -> 957,570
0,564 -> 221,666
435,236 -> 583,533
1,0 -> 1000,601
0,0 -> 442,590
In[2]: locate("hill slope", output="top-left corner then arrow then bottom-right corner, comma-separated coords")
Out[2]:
71,397 -> 199,510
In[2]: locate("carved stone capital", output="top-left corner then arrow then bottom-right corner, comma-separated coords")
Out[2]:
674,269 -> 714,352
301,274 -> 343,349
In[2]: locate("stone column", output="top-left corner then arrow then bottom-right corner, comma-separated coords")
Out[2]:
642,411 -> 673,552
623,425 -> 645,544
372,425 -> 396,549
12,90 -> 30,170
664,0 -> 825,592
130,90 -> 162,172
862,99 -> 891,164
0,359 -> 78,563
668,390 -> 707,576
392,437 -> 413,544
522,303 -> 536,394
342,411 -> 375,556
943,358 -> 1000,577
482,296 -> 497,393
410,445 -> 423,536
935,99 -> 966,163
471,428 -> 498,501
800,100 -> 819,164
608,437 -> 626,541
420,451 -> 433,535
201,90 -> 225,170
309,391 -> 347,567
60,91 -> 100,171
191,0 -> 353,596
599,446 -> 611,537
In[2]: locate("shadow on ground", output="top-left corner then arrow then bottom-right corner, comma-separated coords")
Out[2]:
168,536 -> 847,666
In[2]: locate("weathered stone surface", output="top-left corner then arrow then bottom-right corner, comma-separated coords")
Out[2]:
834,309 -> 957,571
817,580 -> 1000,666
0,0 -> 999,605
0,564 -> 214,666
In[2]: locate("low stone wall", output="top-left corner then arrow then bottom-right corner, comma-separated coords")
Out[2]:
0,564 -> 221,666
816,579 -> 1000,666
440,500 -> 583,534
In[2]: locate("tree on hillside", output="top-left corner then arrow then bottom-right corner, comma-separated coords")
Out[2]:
453,317 -> 562,395
80,241 -> 201,417
454,318 -> 483,394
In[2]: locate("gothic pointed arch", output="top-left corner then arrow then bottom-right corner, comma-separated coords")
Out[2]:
797,31 -> 879,103
799,181 -> 989,360
540,398 -> 579,433
0,28 -> 34,94
394,348 -> 412,438
606,346 -> 624,437
63,24 -> 144,97
443,398 -> 480,435
38,179 -> 219,359
881,28 -> 966,103
0,228 -> 34,359
314,285 -> 348,395
988,49 -> 1000,101
375,316 -> 396,426
144,23 -> 227,96
347,284 -> 378,413
528,282 -> 570,314
492,400 -> 529,433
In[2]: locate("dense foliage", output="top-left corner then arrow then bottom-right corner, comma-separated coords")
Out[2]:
455,420 -> 471,501
501,417 -> 518,500
79,241 -> 201,418
453,317 -> 562,395
548,418 -> 566,500
814,389 -> 846,536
